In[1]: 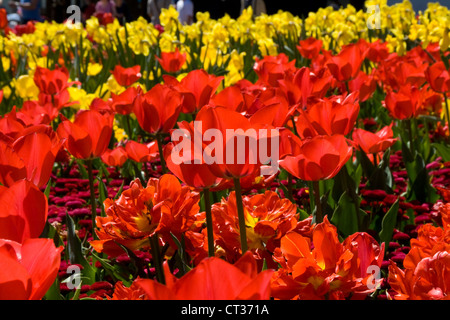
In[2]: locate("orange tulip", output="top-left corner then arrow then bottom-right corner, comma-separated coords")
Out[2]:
111,65 -> 141,87
211,190 -> 297,263
280,134 -> 353,181
133,83 -> 183,134
0,238 -> 62,300
156,48 -> 187,73
0,9 -> 7,29
271,217 -> 384,300
135,251 -> 274,300
56,109 -> 114,160
90,174 -> 201,257
0,180 -> 48,243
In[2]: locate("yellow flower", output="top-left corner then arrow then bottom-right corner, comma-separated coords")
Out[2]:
13,75 -> 39,100
67,87 -> 96,110
87,63 -> 103,76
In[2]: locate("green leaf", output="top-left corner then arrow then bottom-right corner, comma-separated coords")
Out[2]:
65,213 -> 96,284
170,232 -> 192,275
331,191 -> 365,237
44,278 -> 63,300
432,143 -> 450,162
379,198 -> 399,250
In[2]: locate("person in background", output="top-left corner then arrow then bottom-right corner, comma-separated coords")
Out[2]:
94,0 -> 117,16
115,0 -> 130,23
8,0 -> 42,23
241,0 -> 266,17
147,0 -> 172,25
176,0 -> 193,25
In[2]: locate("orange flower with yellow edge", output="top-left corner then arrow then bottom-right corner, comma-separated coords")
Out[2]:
211,190 -> 298,265
271,217 -> 384,300
388,202 -> 450,300
90,174 -> 202,257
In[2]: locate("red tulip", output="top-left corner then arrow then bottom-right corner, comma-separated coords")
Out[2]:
295,92 -> 360,139
111,65 -> 141,87
352,124 -> 397,155
425,61 -> 450,94
326,43 -> 364,82
0,180 -> 48,243
110,86 -> 142,115
0,126 -> 62,188
297,37 -> 323,60
133,83 -> 183,134
384,84 -> 422,120
135,251 -> 274,300
101,146 -> 128,167
164,121 -> 223,190
348,70 -> 377,102
210,85 -> 246,113
253,53 -> 296,87
0,238 -> 62,300
164,69 -> 223,113
280,134 -> 353,181
56,109 -> 114,160
0,9 -> 7,29
0,107 -> 26,140
194,105 -> 261,179
125,140 -> 159,163
156,48 -> 187,73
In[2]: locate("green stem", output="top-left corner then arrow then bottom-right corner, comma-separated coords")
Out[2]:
312,180 -> 323,223
156,133 -> 167,174
203,188 -> 215,257
444,92 -> 450,127
86,159 -> 98,240
149,234 -> 165,284
233,178 -> 248,254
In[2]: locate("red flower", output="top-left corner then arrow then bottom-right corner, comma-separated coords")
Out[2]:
211,190 -> 298,263
297,37 -> 323,60
271,217 -> 384,300
384,84 -> 422,120
135,251 -> 274,300
164,69 -> 223,113
295,92 -> 360,139
0,126 -> 62,188
110,86 -> 142,115
156,48 -> 187,73
133,84 -> 183,134
164,121 -> 223,190
57,109 -> 114,160
90,175 -> 201,257
0,8 -> 7,29
125,140 -> 159,163
425,61 -> 450,94
326,43 -> 364,82
101,147 -> 128,167
0,238 -> 62,300
352,124 -> 397,155
111,65 -> 142,87
253,53 -> 296,87
280,134 -> 353,181
0,180 -> 48,243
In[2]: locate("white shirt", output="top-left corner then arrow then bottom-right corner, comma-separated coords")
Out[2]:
176,0 -> 193,25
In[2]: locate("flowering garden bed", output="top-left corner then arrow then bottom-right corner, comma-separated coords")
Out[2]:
1,1 -> 450,301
